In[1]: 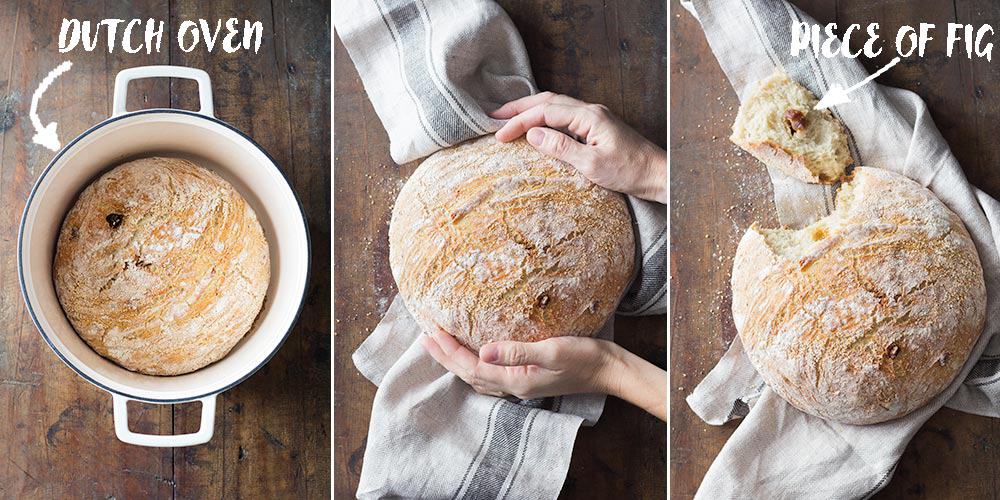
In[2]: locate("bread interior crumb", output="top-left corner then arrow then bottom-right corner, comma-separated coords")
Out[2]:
759,179 -> 857,260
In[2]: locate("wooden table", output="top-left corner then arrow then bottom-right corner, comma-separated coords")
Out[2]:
0,2 -> 330,498
671,1 -> 1000,498
333,1 -> 668,498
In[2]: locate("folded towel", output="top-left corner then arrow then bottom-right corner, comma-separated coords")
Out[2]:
335,0 -> 536,165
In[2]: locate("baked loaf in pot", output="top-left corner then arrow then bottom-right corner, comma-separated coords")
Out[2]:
732,167 -> 986,424
389,136 -> 635,351
54,157 -> 270,376
731,71 -> 853,184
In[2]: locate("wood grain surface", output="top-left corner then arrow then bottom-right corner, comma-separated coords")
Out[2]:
671,0 -> 1000,498
333,1 -> 668,498
0,1 -> 330,498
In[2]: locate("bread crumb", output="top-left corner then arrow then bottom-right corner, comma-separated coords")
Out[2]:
0,92 -> 18,132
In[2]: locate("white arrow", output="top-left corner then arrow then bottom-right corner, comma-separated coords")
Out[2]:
30,60 -> 73,151
815,57 -> 900,110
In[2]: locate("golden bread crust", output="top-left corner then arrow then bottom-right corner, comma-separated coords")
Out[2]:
389,136 -> 635,351
732,167 -> 986,424
54,157 -> 270,376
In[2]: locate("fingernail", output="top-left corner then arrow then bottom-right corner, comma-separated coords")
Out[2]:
481,345 -> 499,363
526,127 -> 544,146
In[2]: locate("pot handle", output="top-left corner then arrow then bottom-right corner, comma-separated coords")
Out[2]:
112,65 -> 214,118
112,393 -> 216,447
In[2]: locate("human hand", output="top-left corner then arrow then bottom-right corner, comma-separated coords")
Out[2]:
421,329 -> 667,421
490,92 -> 667,204
420,328 -> 622,400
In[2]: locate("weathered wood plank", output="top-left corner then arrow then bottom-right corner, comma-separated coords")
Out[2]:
332,31 -> 408,498
273,0 -> 333,497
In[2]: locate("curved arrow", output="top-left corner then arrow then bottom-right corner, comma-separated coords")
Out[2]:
30,60 -> 73,151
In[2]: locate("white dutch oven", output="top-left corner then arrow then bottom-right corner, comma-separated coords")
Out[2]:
17,66 -> 310,447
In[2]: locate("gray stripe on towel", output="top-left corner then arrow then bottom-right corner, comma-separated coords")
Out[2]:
458,398 -> 552,500
619,227 -> 667,315
413,0 -> 489,134
452,399 -> 504,499
379,0 -> 479,146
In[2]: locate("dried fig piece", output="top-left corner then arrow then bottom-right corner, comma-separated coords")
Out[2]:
784,109 -> 808,134
106,213 -> 124,229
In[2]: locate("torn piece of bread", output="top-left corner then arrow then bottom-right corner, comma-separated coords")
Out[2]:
731,167 -> 986,424
731,72 -> 853,184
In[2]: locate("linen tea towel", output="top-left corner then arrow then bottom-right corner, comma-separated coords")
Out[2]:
334,0 -> 537,164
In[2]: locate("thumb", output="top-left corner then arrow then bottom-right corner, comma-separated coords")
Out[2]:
480,341 -> 552,367
525,127 -> 592,167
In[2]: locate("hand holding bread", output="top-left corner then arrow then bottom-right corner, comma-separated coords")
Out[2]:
421,327 -> 667,421
388,136 -> 635,352
398,96 -> 668,422
491,91 -> 667,203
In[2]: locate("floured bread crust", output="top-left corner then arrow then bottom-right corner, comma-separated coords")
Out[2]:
54,157 -> 270,376
731,167 -> 986,424
389,136 -> 635,351
731,71 -> 853,184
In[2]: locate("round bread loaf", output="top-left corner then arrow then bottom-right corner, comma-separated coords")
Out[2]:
389,136 -> 635,351
732,167 -> 986,424
54,157 -> 270,376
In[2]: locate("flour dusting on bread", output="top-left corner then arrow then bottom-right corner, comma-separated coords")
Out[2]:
389,136 -> 635,351
731,167 -> 985,424
54,157 -> 270,376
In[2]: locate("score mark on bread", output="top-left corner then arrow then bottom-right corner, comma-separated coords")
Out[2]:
53,157 -> 270,376
731,71 -> 853,184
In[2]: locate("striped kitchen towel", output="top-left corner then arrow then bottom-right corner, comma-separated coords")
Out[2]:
349,196 -> 665,499
682,0 -> 1000,498
352,298 -> 609,499
337,0 -> 666,497
335,0 -> 536,165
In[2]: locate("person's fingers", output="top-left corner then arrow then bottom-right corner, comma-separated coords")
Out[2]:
421,334 -> 466,376
428,329 -> 512,386
423,335 -> 509,397
494,102 -> 593,143
489,92 -> 555,119
525,127 -> 594,167
429,329 -> 479,373
488,92 -> 583,119
479,340 -> 556,367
